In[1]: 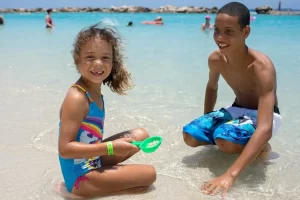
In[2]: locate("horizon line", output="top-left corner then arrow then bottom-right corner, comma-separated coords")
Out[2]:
1,5 -> 299,10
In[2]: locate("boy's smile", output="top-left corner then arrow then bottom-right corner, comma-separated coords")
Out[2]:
213,13 -> 250,55
217,42 -> 229,49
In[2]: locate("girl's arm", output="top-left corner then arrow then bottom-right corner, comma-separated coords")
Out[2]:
58,88 -> 108,159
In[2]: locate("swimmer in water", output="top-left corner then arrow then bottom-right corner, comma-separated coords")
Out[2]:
201,15 -> 213,31
141,16 -> 164,25
45,9 -> 54,28
154,16 -> 164,25
0,15 -> 4,25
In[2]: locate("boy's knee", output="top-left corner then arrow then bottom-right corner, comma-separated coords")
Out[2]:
182,132 -> 201,147
215,138 -> 244,154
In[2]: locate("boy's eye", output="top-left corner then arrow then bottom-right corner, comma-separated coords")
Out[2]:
103,56 -> 111,60
225,29 -> 233,34
214,28 -> 219,32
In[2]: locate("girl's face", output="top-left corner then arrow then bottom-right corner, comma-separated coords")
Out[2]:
77,38 -> 113,84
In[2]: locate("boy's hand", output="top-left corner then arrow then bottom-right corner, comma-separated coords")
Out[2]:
111,138 -> 139,156
201,173 -> 236,198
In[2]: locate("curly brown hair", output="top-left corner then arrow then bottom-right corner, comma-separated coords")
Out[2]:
72,22 -> 132,95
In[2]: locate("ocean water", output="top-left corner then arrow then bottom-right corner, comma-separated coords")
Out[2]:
0,12 -> 300,200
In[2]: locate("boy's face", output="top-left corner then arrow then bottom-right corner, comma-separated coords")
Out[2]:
213,13 -> 250,55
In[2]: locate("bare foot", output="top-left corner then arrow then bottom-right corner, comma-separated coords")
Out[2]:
53,181 -> 85,199
257,143 -> 272,160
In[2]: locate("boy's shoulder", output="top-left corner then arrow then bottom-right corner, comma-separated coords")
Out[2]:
208,50 -> 226,68
249,48 -> 274,71
208,50 -> 225,61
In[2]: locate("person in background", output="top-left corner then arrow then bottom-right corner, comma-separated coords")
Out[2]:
141,16 -> 164,25
127,21 -> 133,26
45,9 -> 54,28
278,0 -> 282,11
201,15 -> 213,30
154,16 -> 164,25
0,15 -> 4,25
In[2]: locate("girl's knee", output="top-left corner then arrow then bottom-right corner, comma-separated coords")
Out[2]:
55,181 -> 84,199
144,165 -> 157,186
132,128 -> 150,140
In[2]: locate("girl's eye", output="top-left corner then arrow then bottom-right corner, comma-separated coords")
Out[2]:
103,57 -> 110,60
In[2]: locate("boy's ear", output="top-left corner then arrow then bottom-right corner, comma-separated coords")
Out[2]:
243,25 -> 251,38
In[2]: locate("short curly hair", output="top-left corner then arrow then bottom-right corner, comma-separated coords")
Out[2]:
72,22 -> 132,95
218,2 -> 250,29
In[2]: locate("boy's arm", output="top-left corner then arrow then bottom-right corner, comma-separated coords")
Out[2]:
226,58 -> 275,178
204,53 -> 220,114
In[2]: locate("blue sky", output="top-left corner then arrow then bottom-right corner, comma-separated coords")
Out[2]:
1,0 -> 299,9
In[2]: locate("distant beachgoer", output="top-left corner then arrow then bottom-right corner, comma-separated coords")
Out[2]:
0,15 -> 4,25
127,21 -> 133,26
45,9 -> 54,28
141,16 -> 164,25
57,23 -> 156,199
154,16 -> 163,24
278,0 -> 282,11
182,2 -> 282,197
250,16 -> 256,21
201,15 -> 213,30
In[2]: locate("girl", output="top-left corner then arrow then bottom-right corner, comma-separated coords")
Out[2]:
58,23 -> 156,198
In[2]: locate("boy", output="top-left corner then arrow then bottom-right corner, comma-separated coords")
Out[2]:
182,2 -> 282,196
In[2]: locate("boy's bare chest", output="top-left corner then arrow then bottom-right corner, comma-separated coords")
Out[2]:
221,68 -> 258,94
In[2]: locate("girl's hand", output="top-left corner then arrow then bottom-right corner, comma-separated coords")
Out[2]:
110,137 -> 139,156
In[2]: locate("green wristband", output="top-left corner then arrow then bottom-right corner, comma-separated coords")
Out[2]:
106,141 -> 114,156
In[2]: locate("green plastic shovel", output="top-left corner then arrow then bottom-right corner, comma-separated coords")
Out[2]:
131,136 -> 163,153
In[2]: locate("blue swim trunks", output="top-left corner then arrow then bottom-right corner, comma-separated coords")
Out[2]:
183,105 -> 282,145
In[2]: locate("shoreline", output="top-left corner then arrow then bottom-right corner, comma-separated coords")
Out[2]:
269,10 -> 300,15
0,6 -> 218,14
1,5 -> 300,15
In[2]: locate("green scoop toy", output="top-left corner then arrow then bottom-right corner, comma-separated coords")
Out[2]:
131,136 -> 163,153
